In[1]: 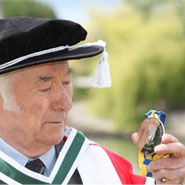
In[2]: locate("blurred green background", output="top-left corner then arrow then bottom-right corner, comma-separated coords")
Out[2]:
70,0 -> 185,133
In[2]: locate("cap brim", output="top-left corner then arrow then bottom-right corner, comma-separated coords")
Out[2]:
0,45 -> 104,75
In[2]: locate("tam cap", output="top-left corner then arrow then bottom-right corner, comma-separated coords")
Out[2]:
0,17 -> 111,88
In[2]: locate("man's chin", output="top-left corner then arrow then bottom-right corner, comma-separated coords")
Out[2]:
41,132 -> 64,146
39,124 -> 66,145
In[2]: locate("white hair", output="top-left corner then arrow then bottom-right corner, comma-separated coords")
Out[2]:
0,74 -> 21,111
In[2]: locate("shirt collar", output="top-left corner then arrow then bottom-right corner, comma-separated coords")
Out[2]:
39,146 -> 56,175
0,138 -> 28,166
0,138 -> 56,176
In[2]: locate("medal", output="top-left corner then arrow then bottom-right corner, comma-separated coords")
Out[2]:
137,116 -> 165,155
137,110 -> 168,182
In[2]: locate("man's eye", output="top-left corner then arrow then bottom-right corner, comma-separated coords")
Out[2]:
63,81 -> 71,86
39,87 -> 51,92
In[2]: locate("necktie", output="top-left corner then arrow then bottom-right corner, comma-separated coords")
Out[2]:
25,159 -> 45,175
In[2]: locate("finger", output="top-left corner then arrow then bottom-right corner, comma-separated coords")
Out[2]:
131,132 -> 138,146
154,168 -> 185,185
155,179 -> 175,185
147,157 -> 185,172
162,134 -> 179,144
156,178 -> 182,185
154,143 -> 185,157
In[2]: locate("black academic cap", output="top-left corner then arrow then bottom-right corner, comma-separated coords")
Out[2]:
0,17 -> 104,74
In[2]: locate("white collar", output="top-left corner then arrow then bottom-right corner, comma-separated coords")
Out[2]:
0,138 -> 56,176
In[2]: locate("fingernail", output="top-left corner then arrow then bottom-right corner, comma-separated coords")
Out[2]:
154,145 -> 161,152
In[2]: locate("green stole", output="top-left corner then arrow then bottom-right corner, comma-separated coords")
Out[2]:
0,128 -> 89,184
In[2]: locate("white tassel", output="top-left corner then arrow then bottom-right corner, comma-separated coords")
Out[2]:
87,45 -> 112,88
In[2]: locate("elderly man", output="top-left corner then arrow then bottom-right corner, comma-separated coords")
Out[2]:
0,17 -> 184,185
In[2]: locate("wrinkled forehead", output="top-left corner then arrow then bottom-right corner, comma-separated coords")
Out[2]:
4,61 -> 70,81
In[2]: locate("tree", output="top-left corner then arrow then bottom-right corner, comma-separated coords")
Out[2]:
84,5 -> 185,132
2,0 -> 56,18
126,0 -> 185,34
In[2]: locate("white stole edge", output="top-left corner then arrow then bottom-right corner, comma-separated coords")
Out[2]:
0,172 -> 22,185
145,177 -> 155,185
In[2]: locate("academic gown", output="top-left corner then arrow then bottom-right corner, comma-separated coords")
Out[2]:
0,127 -> 155,184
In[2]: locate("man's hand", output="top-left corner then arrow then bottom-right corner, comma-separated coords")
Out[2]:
132,133 -> 185,184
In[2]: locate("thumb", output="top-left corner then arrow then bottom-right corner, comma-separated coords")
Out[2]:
131,132 -> 138,146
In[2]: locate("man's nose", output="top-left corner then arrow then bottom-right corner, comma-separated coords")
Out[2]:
51,85 -> 72,111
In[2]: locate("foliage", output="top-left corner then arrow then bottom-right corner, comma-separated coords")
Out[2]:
2,0 -> 56,18
126,0 -> 185,33
84,5 -> 185,132
72,88 -> 90,102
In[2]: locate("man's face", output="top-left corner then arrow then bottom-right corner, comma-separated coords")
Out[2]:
0,61 -> 72,154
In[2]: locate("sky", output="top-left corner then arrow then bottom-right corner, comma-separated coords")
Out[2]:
36,0 -> 122,23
